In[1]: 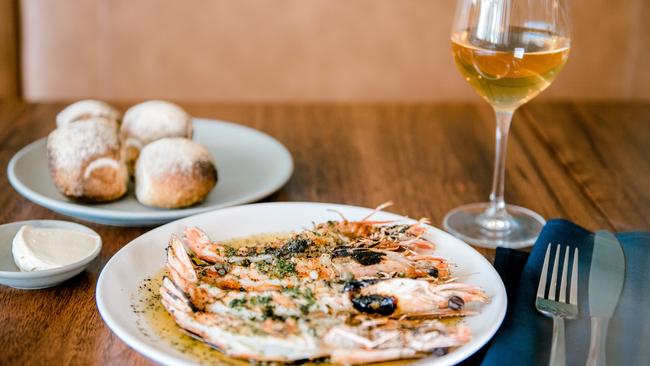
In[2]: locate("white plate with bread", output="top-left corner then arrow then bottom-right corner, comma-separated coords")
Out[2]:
8,100 -> 293,227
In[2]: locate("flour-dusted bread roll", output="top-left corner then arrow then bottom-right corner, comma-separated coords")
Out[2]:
56,100 -> 121,128
47,118 -> 128,202
120,100 -> 193,173
135,138 -> 217,208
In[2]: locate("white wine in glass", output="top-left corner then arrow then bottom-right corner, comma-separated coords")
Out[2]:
443,0 -> 570,248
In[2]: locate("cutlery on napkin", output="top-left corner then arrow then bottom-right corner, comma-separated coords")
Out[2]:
586,231 -> 625,366
480,219 -> 650,366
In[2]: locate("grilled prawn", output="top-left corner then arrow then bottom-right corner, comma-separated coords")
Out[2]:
182,224 -> 451,289
167,235 -> 485,317
161,276 -> 474,364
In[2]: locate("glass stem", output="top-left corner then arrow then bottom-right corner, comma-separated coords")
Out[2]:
479,108 -> 514,231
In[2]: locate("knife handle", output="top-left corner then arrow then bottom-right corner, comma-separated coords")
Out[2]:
549,316 -> 566,366
586,317 -> 610,366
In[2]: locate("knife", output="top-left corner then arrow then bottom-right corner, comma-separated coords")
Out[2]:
586,230 -> 625,366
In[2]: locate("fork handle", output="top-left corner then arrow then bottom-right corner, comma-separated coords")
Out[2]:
586,317 -> 609,366
549,316 -> 566,366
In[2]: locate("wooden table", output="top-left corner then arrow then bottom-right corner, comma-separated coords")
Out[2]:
1,100 -> 649,365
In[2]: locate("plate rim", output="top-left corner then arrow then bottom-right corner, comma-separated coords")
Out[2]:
96,201 -> 507,366
7,118 -> 294,224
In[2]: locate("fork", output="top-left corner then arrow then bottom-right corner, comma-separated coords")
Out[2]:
535,244 -> 579,366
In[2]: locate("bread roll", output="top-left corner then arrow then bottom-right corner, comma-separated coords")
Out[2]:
47,118 -> 128,202
56,100 -> 120,128
120,100 -> 192,173
135,138 -> 217,208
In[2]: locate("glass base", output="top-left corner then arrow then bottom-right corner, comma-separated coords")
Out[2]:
443,202 -> 545,249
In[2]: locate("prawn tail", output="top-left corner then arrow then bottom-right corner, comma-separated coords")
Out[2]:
166,234 -> 199,292
183,226 -> 223,263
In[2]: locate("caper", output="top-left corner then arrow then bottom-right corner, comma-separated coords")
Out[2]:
432,347 -> 448,356
213,263 -> 230,276
448,295 -> 464,310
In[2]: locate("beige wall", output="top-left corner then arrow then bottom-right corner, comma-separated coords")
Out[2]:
20,0 -> 650,102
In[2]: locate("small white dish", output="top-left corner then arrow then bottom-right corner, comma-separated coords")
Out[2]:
8,118 -> 294,227
96,202 -> 507,366
0,220 -> 101,289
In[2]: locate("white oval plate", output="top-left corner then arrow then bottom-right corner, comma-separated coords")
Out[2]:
8,118 -> 293,227
96,202 -> 506,366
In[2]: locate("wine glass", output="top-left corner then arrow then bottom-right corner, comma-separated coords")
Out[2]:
443,0 -> 570,248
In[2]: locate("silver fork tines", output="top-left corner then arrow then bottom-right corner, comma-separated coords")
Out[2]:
548,245 -> 560,300
570,248 -> 578,306
535,244 -> 579,366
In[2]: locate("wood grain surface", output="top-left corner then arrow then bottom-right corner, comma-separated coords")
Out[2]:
0,101 -> 649,365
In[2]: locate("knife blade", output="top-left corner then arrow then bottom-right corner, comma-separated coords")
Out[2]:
586,230 -> 625,366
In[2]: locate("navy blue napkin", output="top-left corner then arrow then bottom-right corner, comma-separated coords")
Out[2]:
481,219 -> 650,366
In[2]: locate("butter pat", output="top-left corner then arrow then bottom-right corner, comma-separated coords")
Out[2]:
12,225 -> 98,272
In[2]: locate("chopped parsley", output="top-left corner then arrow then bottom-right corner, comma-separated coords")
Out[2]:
256,257 -> 296,278
282,286 -> 316,315
275,257 -> 297,277
228,297 -> 247,309
282,286 -> 302,298
224,246 -> 237,257
261,304 -> 285,321
249,295 -> 272,306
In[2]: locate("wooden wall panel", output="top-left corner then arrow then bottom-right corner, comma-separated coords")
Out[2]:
631,0 -> 650,99
19,0 -> 650,102
0,0 -> 19,100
